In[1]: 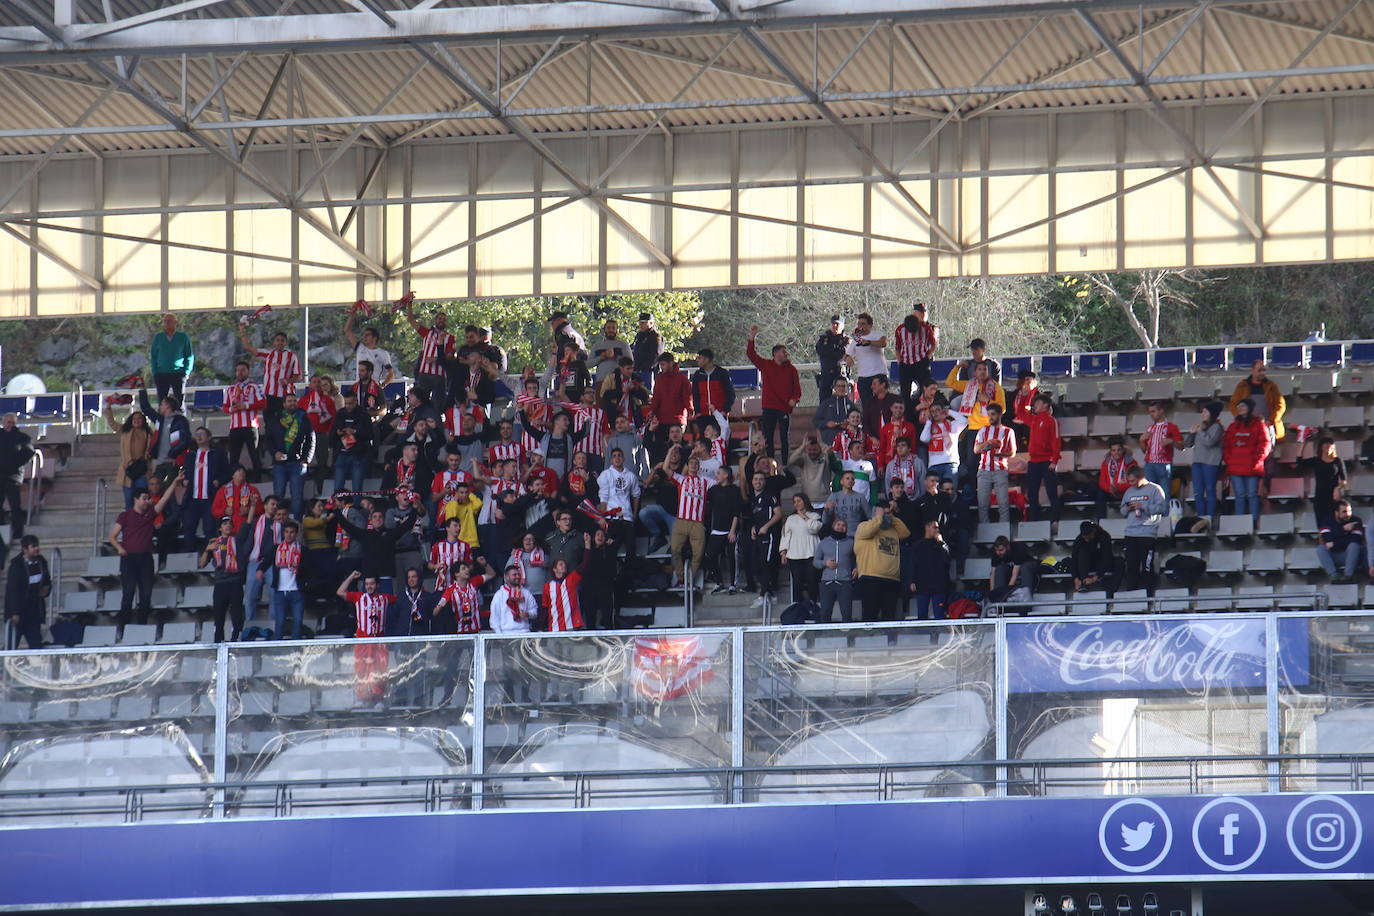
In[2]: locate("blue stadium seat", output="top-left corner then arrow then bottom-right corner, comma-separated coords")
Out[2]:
27,395 -> 67,418
383,382 -> 406,401
0,396 -> 29,416
188,389 -> 221,414
1310,343 -> 1344,367
341,384 -> 354,397
1077,353 -> 1110,376
1116,350 -> 1148,374
1232,345 -> 1264,368
1001,356 -> 1032,379
1269,344 -> 1303,369
887,360 -> 899,378
1039,355 -> 1071,378
1351,342 -> 1374,365
1192,347 -> 1226,372
80,393 -> 101,415
932,358 -> 958,379
1153,349 -> 1186,374
728,368 -> 759,389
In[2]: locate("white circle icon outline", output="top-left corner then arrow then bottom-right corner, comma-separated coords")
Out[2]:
1099,797 -> 1173,873
1190,796 -> 1267,872
1285,794 -> 1362,870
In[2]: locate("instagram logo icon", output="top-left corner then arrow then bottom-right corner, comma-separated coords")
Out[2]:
1287,796 -> 1362,869
1307,814 -> 1345,851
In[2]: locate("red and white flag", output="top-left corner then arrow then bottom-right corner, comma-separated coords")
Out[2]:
632,636 -> 714,702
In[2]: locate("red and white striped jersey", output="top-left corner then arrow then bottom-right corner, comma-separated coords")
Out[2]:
894,321 -> 938,363
299,389 -> 337,434
672,472 -> 710,523
431,468 -> 474,496
1144,421 -> 1181,464
254,347 -> 301,398
975,424 -> 1016,471
571,405 -> 608,457
832,429 -> 877,459
223,381 -> 264,429
440,577 -> 486,633
189,447 -> 215,500
442,402 -> 486,438
488,441 -> 525,466
417,326 -> 455,376
430,538 -> 473,588
490,477 -> 523,499
542,572 -> 585,632
347,591 -> 395,637
709,437 -> 727,467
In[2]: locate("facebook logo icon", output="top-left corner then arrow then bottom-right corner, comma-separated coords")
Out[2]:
1192,797 -> 1266,872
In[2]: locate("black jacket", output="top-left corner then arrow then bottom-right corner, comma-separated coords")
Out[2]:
706,484 -> 744,533
138,389 -> 192,465
912,537 -> 951,594
333,407 -> 374,457
265,409 -> 316,464
632,329 -> 663,373
815,331 -> 848,372
336,508 -> 420,579
183,446 -> 230,498
5,552 -> 50,620
0,427 -> 34,482
1071,529 -> 1116,579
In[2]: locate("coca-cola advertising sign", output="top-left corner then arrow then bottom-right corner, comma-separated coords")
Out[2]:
1006,619 -> 1307,694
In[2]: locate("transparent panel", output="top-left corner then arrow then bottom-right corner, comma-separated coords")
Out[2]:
225,637 -> 475,817
0,647 -> 218,825
1279,615 -> 1373,792
1006,618 -> 1269,796
743,623 -> 996,803
483,632 -> 733,808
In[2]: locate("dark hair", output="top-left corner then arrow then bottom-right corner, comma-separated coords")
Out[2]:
1032,393 -> 1052,407
873,373 -> 889,387
1107,436 -> 1125,448
987,403 -> 1003,415
856,312 -> 874,325
131,487 -> 149,500
161,394 -> 182,411
618,356 -> 634,367
657,352 -> 675,363
19,534 -> 38,549
1318,435 -> 1336,448
1126,465 -> 1145,480
718,466 -> 734,481
771,344 -> 786,355
1336,498 -> 1353,511
993,535 -> 1010,549
363,326 -> 379,338
195,426 -> 211,437
1018,369 -> 1036,381
969,338 -> 987,350
895,436 -> 912,448
358,359 -> 374,373
549,311 -> 568,322
282,521 -> 299,533
464,324 -> 480,335
610,447 -> 624,456
698,347 -> 714,361
235,360 -> 250,371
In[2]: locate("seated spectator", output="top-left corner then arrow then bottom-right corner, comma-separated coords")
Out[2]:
1120,466 -> 1166,593
1070,520 -> 1119,596
831,407 -> 876,459
1184,403 -> 1225,520
1318,500 -> 1366,583
987,534 -> 1039,603
953,338 -> 1001,382
639,453 -> 681,554
1223,397 -> 1272,520
1095,438 -> 1139,521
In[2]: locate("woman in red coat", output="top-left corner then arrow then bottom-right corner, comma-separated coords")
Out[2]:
1223,398 -> 1272,521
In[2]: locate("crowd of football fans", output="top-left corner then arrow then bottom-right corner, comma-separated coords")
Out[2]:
5,298 -> 1367,650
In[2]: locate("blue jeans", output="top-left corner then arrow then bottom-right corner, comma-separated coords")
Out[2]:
639,504 -> 675,538
1319,542 -> 1365,579
1024,461 -> 1060,522
271,589 -> 304,640
122,478 -> 147,510
181,498 -> 216,550
273,460 -> 307,520
929,462 -> 959,485
1232,474 -> 1261,519
1144,462 -> 1172,496
333,452 -> 367,495
246,564 -> 273,619
916,592 -> 947,621
1192,463 -> 1220,518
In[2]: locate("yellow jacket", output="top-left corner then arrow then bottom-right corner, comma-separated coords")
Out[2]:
437,493 -> 482,547
853,514 -> 909,581
945,364 -> 1006,431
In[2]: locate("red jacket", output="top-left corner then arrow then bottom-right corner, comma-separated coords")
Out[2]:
1223,416 -> 1272,476
1098,455 -> 1138,497
1026,412 -> 1061,463
877,419 -> 916,469
746,339 -> 803,414
648,370 -> 692,428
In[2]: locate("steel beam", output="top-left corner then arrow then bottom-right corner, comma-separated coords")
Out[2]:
0,222 -> 103,290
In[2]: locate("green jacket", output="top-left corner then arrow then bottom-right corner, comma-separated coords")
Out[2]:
150,330 -> 194,376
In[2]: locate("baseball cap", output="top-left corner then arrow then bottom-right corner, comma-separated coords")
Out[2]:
912,302 -> 926,312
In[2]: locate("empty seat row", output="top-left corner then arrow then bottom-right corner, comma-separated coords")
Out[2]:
63,585 -> 214,617
73,616 -> 213,647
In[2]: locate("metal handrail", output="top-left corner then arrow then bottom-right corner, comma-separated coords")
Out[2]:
45,545 -> 61,631
985,589 -> 1331,617
23,447 -> 42,527
91,477 -> 107,558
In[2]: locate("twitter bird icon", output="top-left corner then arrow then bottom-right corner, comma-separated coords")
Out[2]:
1121,821 -> 1155,852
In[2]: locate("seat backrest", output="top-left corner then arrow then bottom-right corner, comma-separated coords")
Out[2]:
1153,349 -> 1186,373
82,625 -> 119,646
159,622 -> 198,644
1350,342 -> 1374,366
1116,350 -> 1148,374
1269,344 -> 1304,369
120,624 -> 158,645
727,368 -> 760,389
1078,353 -> 1110,376
29,395 -> 66,415
1039,355 -> 1072,378
192,388 -> 222,409
1001,356 -> 1032,379
1310,343 -> 1345,367
1231,345 -> 1265,368
932,358 -> 959,379
1192,347 -> 1226,372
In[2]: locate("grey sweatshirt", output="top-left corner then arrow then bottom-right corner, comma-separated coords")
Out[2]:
1120,481 -> 1168,537
1183,422 -> 1223,467
787,445 -> 836,505
605,430 -> 650,479
812,534 -> 856,582
823,490 -> 872,533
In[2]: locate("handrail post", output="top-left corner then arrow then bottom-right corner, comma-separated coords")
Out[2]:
25,448 -> 42,527
92,477 -> 107,558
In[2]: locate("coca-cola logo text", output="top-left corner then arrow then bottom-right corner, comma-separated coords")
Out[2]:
1016,621 -> 1264,691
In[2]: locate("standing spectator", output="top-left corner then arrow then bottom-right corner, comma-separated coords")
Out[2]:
597,447 -> 641,553
352,358 -> 388,418
223,361 -> 265,480
109,484 -> 177,629
243,495 -> 282,616
814,314 -> 849,399
542,550 -> 592,632
703,467 -> 742,593
911,519 -> 951,620
1229,360 -> 1287,443
876,399 -> 916,470
954,338 -> 1001,382
150,314 -> 194,405
269,521 -> 306,639
1120,466 -> 1166,592
429,517 -> 474,590
945,359 -> 1004,483
1095,439 -> 1139,521
1139,402 -> 1184,496
813,376 -> 857,437
639,454 -> 680,554
344,310 -> 395,385
920,402 -> 967,484
432,560 -> 489,635
597,357 -> 648,432
861,375 -> 900,444
1300,436 -> 1348,529
632,313 -> 663,382
139,389 -> 192,478
1184,402 -> 1225,520
508,531 -> 550,598
104,404 -> 152,510
854,505 -> 909,621
663,454 -> 710,587
548,311 -> 588,379
689,348 -> 735,432
181,426 -> 227,551
200,508 -> 256,642
746,326 -> 802,462
5,534 -> 50,650
490,564 -> 539,634
578,528 -> 620,630
973,403 -> 1015,524
336,570 -> 395,704
401,301 -> 455,404
589,318 -> 631,384
1070,520 -> 1119,595
332,392 -> 374,497
1223,397 -> 1272,520
648,352 -> 692,430
300,374 -> 339,490
843,313 -> 888,408
747,471 -> 784,607
544,509 -> 584,574
839,439 -> 879,505
813,517 -> 855,623
265,392 -> 315,521
1318,500 -> 1365,582
332,499 -> 419,594
1024,393 -> 1062,523
237,327 -> 302,417
823,469 -> 872,533
1009,370 -> 1039,447
780,494 -> 822,603
605,415 -> 649,481
389,567 -> 439,637
883,436 -> 925,497
788,434 -> 837,509
388,490 -> 432,585
893,302 -> 938,410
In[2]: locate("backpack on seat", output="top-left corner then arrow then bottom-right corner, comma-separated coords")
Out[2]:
1163,554 -> 1206,587
947,597 -> 982,619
